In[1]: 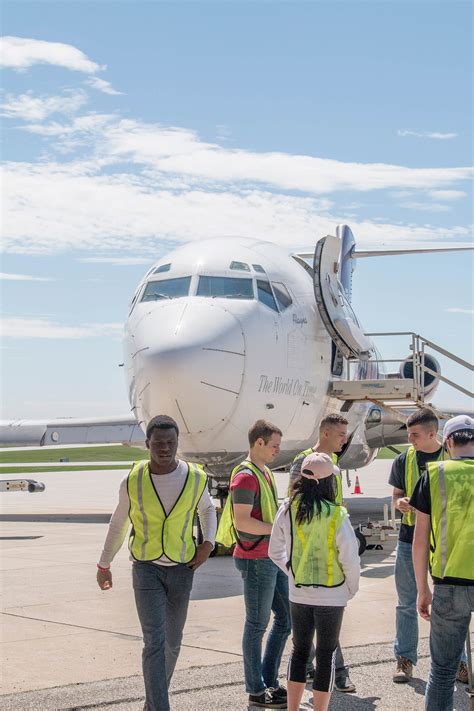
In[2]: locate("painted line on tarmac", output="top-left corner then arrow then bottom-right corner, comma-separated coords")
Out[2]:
1,611 -> 244,657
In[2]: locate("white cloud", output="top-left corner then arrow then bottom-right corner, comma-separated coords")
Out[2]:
398,129 -> 458,140
2,159 -> 472,256
21,115 -> 473,195
79,256 -> 153,265
399,201 -> 451,212
445,308 -> 474,315
2,115 -> 472,256
428,190 -> 467,201
0,317 -> 123,339
100,120 -> 471,194
0,272 -> 53,282
0,36 -> 103,73
1,90 -> 87,122
86,77 -> 123,95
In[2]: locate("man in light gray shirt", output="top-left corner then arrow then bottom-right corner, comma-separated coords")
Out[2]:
96,415 -> 217,711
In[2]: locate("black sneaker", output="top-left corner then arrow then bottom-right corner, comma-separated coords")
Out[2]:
334,673 -> 356,693
269,686 -> 287,703
248,688 -> 287,708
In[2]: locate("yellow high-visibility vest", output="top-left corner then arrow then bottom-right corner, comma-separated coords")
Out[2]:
128,460 -> 207,563
289,497 -> 347,587
428,459 -> 474,580
291,449 -> 342,504
215,460 -> 278,549
403,445 -> 444,526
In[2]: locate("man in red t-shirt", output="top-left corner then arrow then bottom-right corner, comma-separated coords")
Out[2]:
232,419 -> 291,709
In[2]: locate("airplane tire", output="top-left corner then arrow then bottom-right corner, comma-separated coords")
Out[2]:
355,529 -> 367,556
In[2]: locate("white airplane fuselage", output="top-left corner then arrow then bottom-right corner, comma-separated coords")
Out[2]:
125,237 -> 377,473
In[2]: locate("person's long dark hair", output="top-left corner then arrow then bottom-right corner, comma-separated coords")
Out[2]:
289,475 -> 337,525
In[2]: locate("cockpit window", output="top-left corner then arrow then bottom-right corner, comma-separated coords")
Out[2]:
252,264 -> 265,273
230,261 -> 251,272
197,276 -> 254,299
272,282 -> 292,311
257,280 -> 278,311
153,263 -> 171,274
141,276 -> 191,301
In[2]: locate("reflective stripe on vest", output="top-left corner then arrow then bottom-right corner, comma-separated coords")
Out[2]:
289,498 -> 347,587
127,460 -> 207,563
215,460 -> 278,549
403,446 -> 445,526
291,449 -> 342,504
428,459 -> 474,580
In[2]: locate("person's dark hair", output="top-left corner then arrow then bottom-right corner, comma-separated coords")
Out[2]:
406,408 -> 438,431
319,413 -> 348,432
248,419 -> 282,447
449,430 -> 474,446
146,415 -> 179,439
290,475 -> 336,525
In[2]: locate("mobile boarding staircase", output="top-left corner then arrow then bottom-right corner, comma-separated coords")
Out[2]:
331,332 -> 473,554
330,331 -> 473,422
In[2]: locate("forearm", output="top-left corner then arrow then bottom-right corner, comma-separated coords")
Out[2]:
98,478 -> 131,567
412,515 -> 431,592
234,516 -> 273,535
197,489 -> 217,545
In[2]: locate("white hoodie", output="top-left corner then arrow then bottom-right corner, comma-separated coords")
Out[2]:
269,500 -> 360,606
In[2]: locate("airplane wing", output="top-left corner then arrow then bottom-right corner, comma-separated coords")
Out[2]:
0,416 -> 145,447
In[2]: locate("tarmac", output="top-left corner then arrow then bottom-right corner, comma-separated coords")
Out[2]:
1,460 -> 472,710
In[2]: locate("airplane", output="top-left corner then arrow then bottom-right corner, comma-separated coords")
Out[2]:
1,224 -> 473,497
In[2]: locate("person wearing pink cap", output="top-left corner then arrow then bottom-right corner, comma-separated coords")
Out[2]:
411,415 -> 474,711
269,452 -> 360,711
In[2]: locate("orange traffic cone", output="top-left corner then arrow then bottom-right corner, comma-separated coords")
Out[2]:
353,475 -> 363,494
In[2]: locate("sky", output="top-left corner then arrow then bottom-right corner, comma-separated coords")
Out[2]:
1,1 -> 473,420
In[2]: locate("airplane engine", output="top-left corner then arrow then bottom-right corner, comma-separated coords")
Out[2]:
399,352 -> 441,400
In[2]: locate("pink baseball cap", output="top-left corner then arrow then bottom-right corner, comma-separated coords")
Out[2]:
300,452 -> 338,481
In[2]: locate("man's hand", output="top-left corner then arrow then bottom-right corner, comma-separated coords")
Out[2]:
97,566 -> 113,590
187,541 -> 214,570
396,496 -> 413,514
417,587 -> 432,620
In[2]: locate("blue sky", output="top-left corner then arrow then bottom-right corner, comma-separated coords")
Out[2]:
1,1 -> 472,419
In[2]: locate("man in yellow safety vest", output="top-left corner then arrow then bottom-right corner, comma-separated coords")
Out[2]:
289,412 -> 354,692
389,407 -> 467,684
216,419 -> 291,709
411,414 -> 474,711
96,415 -> 217,711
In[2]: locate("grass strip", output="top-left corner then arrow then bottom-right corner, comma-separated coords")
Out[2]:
0,445 -> 147,464
0,465 -> 131,474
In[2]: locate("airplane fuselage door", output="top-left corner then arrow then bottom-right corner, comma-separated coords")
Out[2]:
314,235 -> 373,360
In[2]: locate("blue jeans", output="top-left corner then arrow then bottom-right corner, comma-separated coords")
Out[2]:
132,561 -> 194,711
394,540 -> 419,664
234,557 -> 291,695
425,585 -> 473,711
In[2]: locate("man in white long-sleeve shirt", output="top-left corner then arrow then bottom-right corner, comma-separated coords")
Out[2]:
96,415 -> 217,711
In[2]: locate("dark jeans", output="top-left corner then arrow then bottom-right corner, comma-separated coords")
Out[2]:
290,602 -> 344,692
132,561 -> 194,711
425,584 -> 474,711
234,557 -> 291,695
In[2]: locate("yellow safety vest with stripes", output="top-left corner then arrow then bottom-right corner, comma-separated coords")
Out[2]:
291,449 -> 342,504
403,445 -> 445,526
215,460 -> 278,549
289,497 -> 347,587
428,459 -> 474,581
127,460 -> 208,564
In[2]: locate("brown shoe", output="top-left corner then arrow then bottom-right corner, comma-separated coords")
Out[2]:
456,661 -> 469,684
393,656 -> 413,683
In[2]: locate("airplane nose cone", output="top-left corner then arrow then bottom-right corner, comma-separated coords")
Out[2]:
132,301 -> 246,434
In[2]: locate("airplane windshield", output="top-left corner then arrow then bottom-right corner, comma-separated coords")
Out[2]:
197,276 -> 254,299
141,277 -> 191,301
